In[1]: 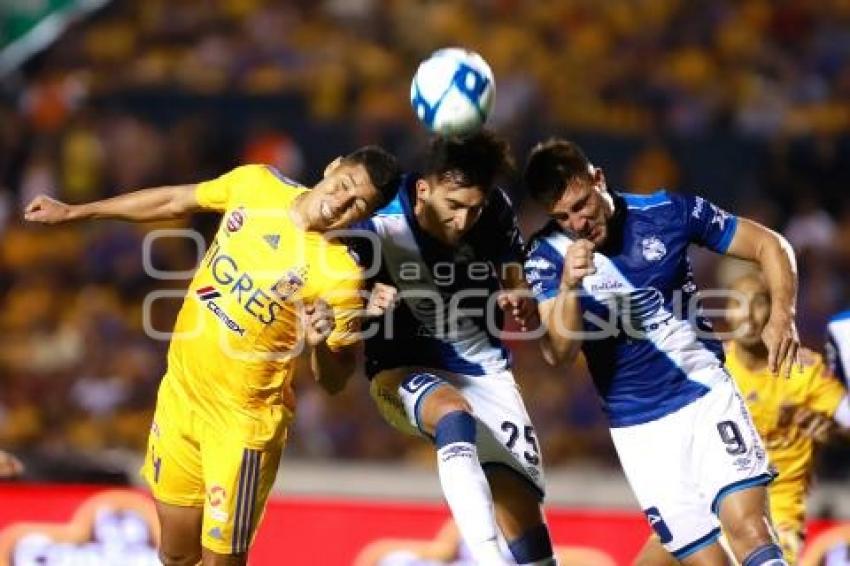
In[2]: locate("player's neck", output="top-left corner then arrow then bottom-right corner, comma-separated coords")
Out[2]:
288,192 -> 312,231
734,341 -> 770,371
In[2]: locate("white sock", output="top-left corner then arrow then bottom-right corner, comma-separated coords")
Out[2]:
436,441 -> 506,565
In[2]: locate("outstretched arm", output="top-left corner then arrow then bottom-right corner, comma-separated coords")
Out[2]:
24,185 -> 202,224
725,219 -> 800,376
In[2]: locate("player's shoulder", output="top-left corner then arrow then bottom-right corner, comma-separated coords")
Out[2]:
616,189 -> 674,211
369,174 -> 410,224
486,185 -> 513,214
317,242 -> 363,286
373,193 -> 405,218
828,309 -> 850,329
525,220 -> 568,264
617,188 -> 695,225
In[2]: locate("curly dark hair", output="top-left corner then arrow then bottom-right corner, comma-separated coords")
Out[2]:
423,128 -> 514,193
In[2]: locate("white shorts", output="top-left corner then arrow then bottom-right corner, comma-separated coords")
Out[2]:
370,368 -> 546,499
610,374 -> 774,560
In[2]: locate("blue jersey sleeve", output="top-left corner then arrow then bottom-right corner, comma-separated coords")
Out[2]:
469,188 -> 524,267
523,237 -> 564,302
826,333 -> 847,387
680,193 -> 739,253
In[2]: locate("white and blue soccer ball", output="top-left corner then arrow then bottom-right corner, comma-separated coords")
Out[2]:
410,47 -> 495,136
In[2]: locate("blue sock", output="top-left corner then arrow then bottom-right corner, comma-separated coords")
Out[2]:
434,410 -> 476,447
742,543 -> 787,566
509,523 -> 554,564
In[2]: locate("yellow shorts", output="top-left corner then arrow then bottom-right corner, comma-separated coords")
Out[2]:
140,383 -> 285,555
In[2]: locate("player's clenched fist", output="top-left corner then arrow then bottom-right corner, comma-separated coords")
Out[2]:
24,195 -> 75,224
561,239 -> 596,290
304,300 -> 335,346
366,282 -> 398,317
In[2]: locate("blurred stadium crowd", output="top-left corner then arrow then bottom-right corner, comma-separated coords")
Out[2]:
1,0 -> 850,480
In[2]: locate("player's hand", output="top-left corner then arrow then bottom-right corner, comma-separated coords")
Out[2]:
0,450 -> 23,479
366,283 -> 398,317
561,239 -> 596,290
23,195 -> 76,224
497,290 -> 540,332
784,406 -> 834,443
761,314 -> 801,378
304,300 -> 335,347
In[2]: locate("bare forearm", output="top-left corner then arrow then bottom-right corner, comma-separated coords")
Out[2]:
74,185 -> 199,222
311,343 -> 357,394
757,232 -> 798,321
541,290 -> 584,366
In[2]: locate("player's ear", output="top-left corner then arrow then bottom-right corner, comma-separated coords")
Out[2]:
590,164 -> 607,192
323,157 -> 343,178
415,177 -> 432,200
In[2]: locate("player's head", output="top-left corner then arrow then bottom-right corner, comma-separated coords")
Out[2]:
415,129 -> 513,246
524,138 -> 615,247
726,271 -> 771,347
311,145 -> 401,231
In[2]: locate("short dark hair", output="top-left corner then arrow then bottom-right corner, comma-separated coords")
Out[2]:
524,139 -> 593,206
424,129 -> 513,194
343,145 -> 402,207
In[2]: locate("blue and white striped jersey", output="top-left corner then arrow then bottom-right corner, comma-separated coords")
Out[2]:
351,174 -> 523,378
826,310 -> 850,388
524,190 -> 739,427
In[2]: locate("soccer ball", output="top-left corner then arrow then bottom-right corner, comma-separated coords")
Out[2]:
410,47 -> 496,136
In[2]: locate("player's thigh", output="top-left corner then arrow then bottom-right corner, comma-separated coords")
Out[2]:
199,430 -> 284,556
141,386 -> 205,501
633,535 -> 678,566
370,367 -> 457,437
155,500 -> 204,566
462,370 -> 546,508
716,485 -> 775,560
692,380 -> 774,551
611,410 -> 720,562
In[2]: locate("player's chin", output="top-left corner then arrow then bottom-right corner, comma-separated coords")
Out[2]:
589,228 -> 606,247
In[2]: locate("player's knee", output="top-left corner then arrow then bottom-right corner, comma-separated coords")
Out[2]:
508,523 -> 554,565
158,548 -> 201,566
724,514 -> 772,547
421,387 -> 473,435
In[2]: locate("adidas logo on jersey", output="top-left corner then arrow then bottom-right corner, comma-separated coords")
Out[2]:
263,234 -> 280,249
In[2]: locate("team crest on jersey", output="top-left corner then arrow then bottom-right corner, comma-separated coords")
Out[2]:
226,207 -> 246,233
641,236 -> 667,262
207,485 -> 226,507
272,267 -> 307,300
207,486 -> 228,522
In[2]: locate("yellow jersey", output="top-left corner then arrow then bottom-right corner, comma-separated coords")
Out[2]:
725,343 -> 847,528
164,164 -> 363,444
